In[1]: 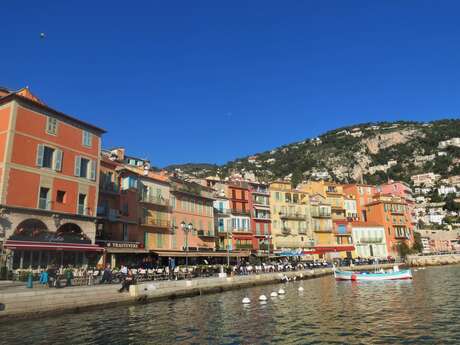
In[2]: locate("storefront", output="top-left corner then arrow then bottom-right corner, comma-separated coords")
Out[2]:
96,240 -> 151,268
4,219 -> 103,270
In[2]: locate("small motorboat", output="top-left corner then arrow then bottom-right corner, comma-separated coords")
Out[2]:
334,266 -> 412,281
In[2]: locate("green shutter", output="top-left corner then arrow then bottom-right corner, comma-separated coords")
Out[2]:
36,144 -> 44,167
54,149 -> 63,171
74,156 -> 81,176
90,160 -> 96,180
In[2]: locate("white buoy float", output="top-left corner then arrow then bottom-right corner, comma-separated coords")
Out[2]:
259,295 -> 267,301
278,288 -> 285,295
298,286 -> 304,292
270,291 -> 278,297
242,297 -> 251,304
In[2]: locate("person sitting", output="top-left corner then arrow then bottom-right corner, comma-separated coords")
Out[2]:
118,269 -> 134,293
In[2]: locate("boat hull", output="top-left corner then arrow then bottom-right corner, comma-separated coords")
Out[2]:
334,269 -> 412,281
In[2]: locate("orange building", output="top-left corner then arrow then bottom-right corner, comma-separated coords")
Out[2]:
227,180 -> 252,255
342,184 -> 377,222
0,87 -> 105,270
365,194 -> 414,257
168,177 -> 216,263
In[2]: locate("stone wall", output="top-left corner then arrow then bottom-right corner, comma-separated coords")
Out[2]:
406,254 -> 460,267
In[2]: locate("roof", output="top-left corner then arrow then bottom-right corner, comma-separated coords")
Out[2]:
0,90 -> 106,134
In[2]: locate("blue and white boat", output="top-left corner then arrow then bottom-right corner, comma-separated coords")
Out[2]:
334,266 -> 412,281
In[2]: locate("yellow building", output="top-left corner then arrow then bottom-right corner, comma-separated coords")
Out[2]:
299,181 -> 346,220
269,181 -> 313,253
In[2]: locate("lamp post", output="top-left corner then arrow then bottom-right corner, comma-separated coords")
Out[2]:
181,221 -> 193,270
264,234 -> 273,257
226,226 -> 231,267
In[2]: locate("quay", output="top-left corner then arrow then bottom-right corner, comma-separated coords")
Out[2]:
0,263 -> 399,322
406,253 -> 460,267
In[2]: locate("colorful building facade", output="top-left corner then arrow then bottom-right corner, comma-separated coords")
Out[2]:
0,87 -> 105,270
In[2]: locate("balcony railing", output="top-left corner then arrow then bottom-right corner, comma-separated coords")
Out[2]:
279,212 -> 305,220
215,208 -> 232,215
140,217 -> 171,228
100,181 -> 120,194
231,209 -> 251,216
298,228 -> 308,234
359,238 -> 384,244
314,227 -> 332,233
311,211 -> 331,218
253,213 -> 271,220
252,188 -> 269,195
235,244 -> 253,250
281,227 -> 291,235
232,228 -> 251,233
197,230 -> 215,237
139,194 -> 170,207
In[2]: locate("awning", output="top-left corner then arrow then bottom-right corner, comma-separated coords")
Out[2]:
305,245 -> 355,255
106,247 -> 149,254
4,240 -> 104,252
152,250 -> 250,258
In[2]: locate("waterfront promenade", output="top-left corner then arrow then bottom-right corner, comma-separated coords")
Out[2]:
0,263 -> 400,322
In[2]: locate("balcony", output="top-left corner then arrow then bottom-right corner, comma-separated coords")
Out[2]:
140,217 -> 171,229
314,227 -> 332,233
235,243 -> 253,250
279,212 -> 305,220
311,212 -> 331,218
281,227 -> 291,235
253,213 -> 271,220
298,228 -> 308,235
100,181 -> 120,194
232,228 -> 251,233
359,237 -> 384,244
231,209 -> 251,216
215,208 -> 232,215
252,188 -> 269,195
197,230 -> 215,238
139,194 -> 170,207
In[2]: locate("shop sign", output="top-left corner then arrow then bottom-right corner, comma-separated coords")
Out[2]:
103,241 -> 141,249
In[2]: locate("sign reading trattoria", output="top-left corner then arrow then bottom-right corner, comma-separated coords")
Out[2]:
103,241 -> 141,249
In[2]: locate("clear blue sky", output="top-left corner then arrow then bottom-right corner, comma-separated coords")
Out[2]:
2,1 -> 460,167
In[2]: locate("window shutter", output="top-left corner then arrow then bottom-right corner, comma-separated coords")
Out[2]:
90,160 -> 97,180
74,156 -> 81,177
54,149 -> 63,171
36,144 -> 44,167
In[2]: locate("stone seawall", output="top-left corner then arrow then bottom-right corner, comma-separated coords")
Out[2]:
0,263 -> 398,322
406,254 -> 460,267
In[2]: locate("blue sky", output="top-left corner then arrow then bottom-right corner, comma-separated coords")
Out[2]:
2,1 -> 460,166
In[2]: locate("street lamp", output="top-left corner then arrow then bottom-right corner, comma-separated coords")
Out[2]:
181,221 -> 193,270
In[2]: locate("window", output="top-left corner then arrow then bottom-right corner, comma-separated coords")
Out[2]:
56,190 -> 66,203
171,196 -> 176,209
256,223 -> 261,235
78,193 -> 86,215
75,156 -> 96,180
121,176 -> 138,190
46,117 -> 58,135
36,144 -> 63,171
38,187 -> 50,210
82,130 -> 92,147
263,223 -> 269,235
122,224 -> 128,241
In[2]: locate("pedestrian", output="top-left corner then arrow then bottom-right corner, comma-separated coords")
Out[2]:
47,265 -> 56,288
65,266 -> 74,287
100,264 -> 113,284
39,269 -> 48,286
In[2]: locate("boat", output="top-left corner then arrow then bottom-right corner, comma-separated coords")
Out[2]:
334,266 -> 412,281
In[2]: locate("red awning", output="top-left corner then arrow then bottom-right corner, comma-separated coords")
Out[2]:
4,240 -> 104,252
304,245 -> 355,255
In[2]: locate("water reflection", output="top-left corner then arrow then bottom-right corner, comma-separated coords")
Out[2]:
1,265 -> 459,344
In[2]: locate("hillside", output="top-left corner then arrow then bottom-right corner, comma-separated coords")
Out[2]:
165,119 -> 460,185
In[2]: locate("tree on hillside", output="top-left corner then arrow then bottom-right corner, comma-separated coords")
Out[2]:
412,232 -> 424,253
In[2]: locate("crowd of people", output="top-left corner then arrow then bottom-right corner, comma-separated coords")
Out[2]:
17,256 -> 395,291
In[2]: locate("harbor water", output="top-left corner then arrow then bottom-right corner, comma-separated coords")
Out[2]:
1,265 -> 459,344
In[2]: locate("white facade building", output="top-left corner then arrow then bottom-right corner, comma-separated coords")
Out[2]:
351,224 -> 389,258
